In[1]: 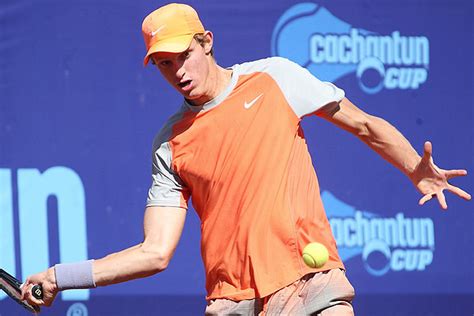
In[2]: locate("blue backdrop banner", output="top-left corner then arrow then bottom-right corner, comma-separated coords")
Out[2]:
0,0 -> 472,315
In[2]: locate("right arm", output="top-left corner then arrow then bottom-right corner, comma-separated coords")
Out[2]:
21,206 -> 186,306
93,205 -> 186,285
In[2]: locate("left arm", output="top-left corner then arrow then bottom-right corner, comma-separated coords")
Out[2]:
317,97 -> 471,209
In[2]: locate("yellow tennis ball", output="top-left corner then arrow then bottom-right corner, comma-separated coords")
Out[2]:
302,242 -> 329,268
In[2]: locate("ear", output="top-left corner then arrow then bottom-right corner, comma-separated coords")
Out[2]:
203,31 -> 214,55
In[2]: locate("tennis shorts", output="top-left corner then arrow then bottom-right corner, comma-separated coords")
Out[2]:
205,268 -> 355,315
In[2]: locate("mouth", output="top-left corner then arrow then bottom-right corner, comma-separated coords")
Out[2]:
177,80 -> 192,89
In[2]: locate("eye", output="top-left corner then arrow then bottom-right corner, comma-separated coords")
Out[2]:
179,50 -> 191,61
159,60 -> 171,67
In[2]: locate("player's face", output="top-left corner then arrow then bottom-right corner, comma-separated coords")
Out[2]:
152,38 -> 212,105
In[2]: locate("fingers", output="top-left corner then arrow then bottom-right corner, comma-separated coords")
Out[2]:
418,141 -> 434,169
448,184 -> 472,201
22,283 -> 44,306
420,185 -> 471,210
21,276 -> 48,307
20,270 -> 59,308
422,141 -> 432,160
445,169 -> 468,180
419,194 -> 433,205
20,278 -> 33,300
436,191 -> 448,210
419,191 -> 447,210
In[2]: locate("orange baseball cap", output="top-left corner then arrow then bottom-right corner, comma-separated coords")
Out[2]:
142,3 -> 205,66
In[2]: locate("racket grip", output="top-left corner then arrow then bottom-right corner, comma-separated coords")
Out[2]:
32,284 -> 43,300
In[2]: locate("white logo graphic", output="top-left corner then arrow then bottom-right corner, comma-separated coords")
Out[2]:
244,93 -> 263,109
151,25 -> 166,37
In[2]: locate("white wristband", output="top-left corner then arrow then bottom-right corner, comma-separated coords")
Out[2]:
54,260 -> 96,290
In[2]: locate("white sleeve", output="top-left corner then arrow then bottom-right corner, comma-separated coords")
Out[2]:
268,57 -> 345,118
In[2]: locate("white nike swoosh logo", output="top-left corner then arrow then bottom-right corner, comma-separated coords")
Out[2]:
244,93 -> 263,109
151,25 -> 166,37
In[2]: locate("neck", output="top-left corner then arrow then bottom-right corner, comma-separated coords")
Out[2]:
188,60 -> 232,106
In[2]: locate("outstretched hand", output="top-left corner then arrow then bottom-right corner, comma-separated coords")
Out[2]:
410,141 -> 471,209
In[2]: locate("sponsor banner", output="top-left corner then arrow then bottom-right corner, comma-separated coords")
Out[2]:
272,3 -> 430,94
323,191 -> 435,277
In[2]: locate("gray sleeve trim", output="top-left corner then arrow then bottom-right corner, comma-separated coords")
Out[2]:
147,140 -> 189,209
146,201 -> 188,209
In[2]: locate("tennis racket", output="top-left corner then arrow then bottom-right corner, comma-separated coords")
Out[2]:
0,268 -> 43,314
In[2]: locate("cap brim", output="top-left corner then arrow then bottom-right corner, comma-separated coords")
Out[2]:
143,34 -> 194,66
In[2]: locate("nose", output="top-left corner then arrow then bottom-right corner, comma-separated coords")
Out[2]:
174,61 -> 186,81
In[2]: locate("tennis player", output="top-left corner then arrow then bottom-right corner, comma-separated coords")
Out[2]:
21,3 -> 471,315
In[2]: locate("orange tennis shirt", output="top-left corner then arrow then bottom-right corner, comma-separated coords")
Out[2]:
147,57 -> 345,301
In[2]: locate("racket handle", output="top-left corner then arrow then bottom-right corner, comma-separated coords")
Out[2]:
32,284 -> 43,300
